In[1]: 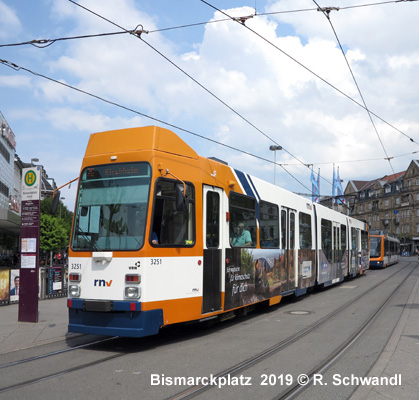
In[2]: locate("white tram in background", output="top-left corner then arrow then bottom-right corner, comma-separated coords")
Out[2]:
66,126 -> 369,337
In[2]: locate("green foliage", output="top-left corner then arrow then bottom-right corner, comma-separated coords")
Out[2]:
40,198 -> 73,252
40,214 -> 68,252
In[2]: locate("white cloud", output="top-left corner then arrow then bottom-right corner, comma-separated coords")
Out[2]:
0,1 -> 21,39
0,74 -> 31,88
3,0 -> 419,202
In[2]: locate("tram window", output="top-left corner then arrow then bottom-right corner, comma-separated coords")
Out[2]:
259,201 -> 279,248
151,179 -> 195,246
206,191 -> 220,248
361,230 -> 369,251
321,219 -> 333,261
299,212 -> 312,249
370,236 -> 381,257
290,213 -> 295,250
384,238 -> 389,254
341,224 -> 347,258
281,210 -> 286,249
351,227 -> 358,250
229,192 -> 256,247
72,162 -> 151,251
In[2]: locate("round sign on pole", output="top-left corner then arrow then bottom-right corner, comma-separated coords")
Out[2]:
24,170 -> 37,187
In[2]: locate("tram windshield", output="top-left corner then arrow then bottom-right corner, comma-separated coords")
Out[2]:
71,162 -> 151,251
369,236 -> 382,258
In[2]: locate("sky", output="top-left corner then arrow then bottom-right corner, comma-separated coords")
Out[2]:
1,0 -> 419,210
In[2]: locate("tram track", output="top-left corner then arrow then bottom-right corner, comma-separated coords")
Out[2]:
0,336 -> 118,370
0,334 -> 159,395
167,262 -> 415,400
274,262 -> 416,400
0,263 -> 414,397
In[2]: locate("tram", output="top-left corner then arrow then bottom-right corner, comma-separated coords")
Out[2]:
66,126 -> 369,337
369,231 -> 399,268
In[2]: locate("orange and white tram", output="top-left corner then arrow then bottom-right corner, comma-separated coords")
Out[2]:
369,231 -> 399,268
67,126 -> 369,337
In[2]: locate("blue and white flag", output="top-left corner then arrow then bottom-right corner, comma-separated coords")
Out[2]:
311,169 -> 319,203
336,167 -> 345,204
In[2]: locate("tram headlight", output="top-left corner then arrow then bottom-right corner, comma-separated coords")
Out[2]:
125,286 -> 141,299
69,285 -> 81,297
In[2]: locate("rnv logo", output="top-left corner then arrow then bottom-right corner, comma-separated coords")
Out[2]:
94,279 -> 113,287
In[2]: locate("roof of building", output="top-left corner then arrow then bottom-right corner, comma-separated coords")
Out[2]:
348,170 -> 406,193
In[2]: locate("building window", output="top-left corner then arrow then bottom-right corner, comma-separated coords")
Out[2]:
0,141 -> 11,163
385,185 -> 391,193
396,197 -> 400,205
384,199 -> 389,207
0,180 -> 10,198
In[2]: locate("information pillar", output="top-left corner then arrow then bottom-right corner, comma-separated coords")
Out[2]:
18,167 -> 42,322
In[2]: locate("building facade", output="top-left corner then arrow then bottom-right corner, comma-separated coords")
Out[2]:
0,112 -> 19,261
344,160 -> 419,254
0,112 -> 57,264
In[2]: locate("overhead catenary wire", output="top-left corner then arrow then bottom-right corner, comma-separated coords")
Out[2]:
2,1 -> 417,192
1,1 -> 416,147
313,0 -> 395,175
59,0 -> 419,190
66,0 -> 316,187
199,0 -> 419,147
0,57 -> 310,192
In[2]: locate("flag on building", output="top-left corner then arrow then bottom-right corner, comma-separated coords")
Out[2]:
311,168 -> 319,203
336,166 -> 345,204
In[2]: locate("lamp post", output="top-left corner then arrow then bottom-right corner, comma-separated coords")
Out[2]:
269,145 -> 283,185
30,158 -> 39,166
59,197 -> 66,218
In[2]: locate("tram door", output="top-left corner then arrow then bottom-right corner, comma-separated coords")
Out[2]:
333,223 -> 340,265
202,186 -> 223,314
281,207 -> 296,292
333,222 -> 345,279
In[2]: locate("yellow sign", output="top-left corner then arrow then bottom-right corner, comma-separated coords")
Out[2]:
24,170 -> 37,187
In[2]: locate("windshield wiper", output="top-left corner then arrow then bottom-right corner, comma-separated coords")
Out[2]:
75,226 -> 103,252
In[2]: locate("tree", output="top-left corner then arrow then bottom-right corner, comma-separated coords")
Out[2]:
40,214 -> 68,252
40,197 -> 73,243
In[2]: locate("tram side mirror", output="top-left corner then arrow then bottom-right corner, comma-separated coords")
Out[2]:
176,184 -> 187,212
51,190 -> 61,215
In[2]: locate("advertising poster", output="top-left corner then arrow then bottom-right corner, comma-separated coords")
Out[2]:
224,248 -> 289,310
49,267 -> 63,295
0,269 -> 10,304
10,269 -> 20,303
